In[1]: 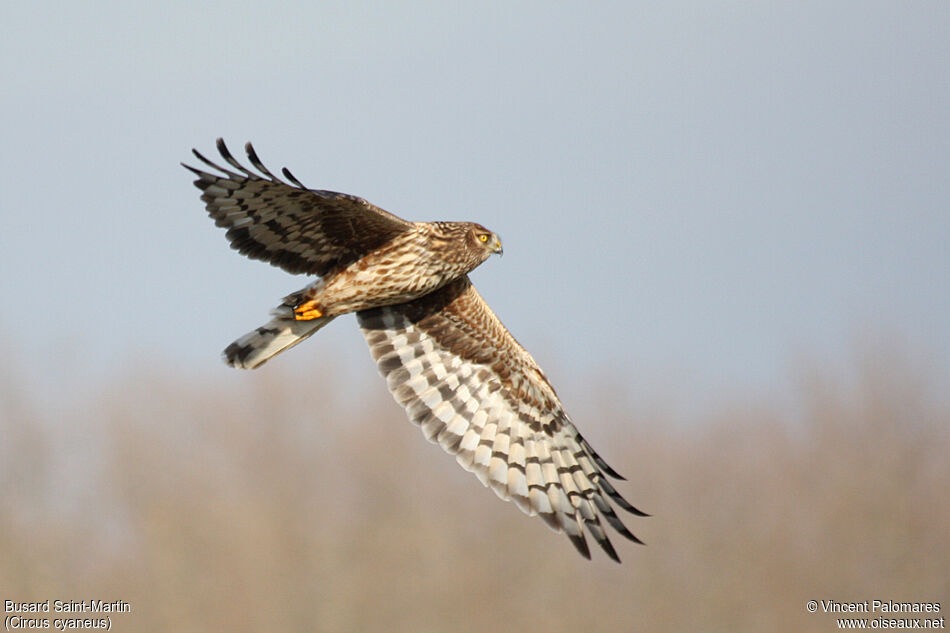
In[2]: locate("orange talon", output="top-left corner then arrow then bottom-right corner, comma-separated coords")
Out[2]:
293,300 -> 323,321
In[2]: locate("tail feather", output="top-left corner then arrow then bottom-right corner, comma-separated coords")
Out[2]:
224,291 -> 334,369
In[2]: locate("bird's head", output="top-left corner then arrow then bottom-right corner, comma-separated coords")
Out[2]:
469,223 -> 503,257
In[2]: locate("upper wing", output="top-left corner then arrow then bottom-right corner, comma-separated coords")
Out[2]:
184,139 -> 415,276
357,276 -> 646,562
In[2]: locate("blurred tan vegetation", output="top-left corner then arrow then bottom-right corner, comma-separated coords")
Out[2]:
1,344 -> 947,632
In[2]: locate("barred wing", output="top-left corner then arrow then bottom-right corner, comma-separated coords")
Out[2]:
357,276 -> 646,562
184,139 -> 414,276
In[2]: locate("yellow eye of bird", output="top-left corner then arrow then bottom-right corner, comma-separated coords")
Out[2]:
479,233 -> 489,242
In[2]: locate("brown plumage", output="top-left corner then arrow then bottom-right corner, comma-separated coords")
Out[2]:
185,139 -> 646,562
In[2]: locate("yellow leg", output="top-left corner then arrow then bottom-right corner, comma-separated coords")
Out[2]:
293,300 -> 323,321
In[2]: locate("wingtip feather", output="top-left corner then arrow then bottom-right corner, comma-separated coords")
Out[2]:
568,532 -> 592,560
282,166 -> 307,189
244,142 -> 286,183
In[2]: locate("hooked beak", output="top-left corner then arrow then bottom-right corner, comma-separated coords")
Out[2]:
492,235 -> 503,256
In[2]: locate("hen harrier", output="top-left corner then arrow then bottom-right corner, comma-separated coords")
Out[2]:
184,140 -> 646,561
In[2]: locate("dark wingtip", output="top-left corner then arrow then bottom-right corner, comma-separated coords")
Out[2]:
597,477 -> 649,517
182,162 -> 214,190
282,166 -> 307,189
244,141 -> 262,166
216,138 -> 238,165
576,431 -> 626,480
191,147 -> 211,164
592,452 -> 625,481
600,537 -> 622,563
244,142 -> 286,183
568,532 -> 592,560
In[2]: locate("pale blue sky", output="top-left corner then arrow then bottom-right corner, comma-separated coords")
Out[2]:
2,1 -> 948,414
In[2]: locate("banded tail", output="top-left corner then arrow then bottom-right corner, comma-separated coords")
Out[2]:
224,290 -> 335,369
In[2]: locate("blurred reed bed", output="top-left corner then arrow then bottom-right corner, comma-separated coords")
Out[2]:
0,345 -> 947,632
